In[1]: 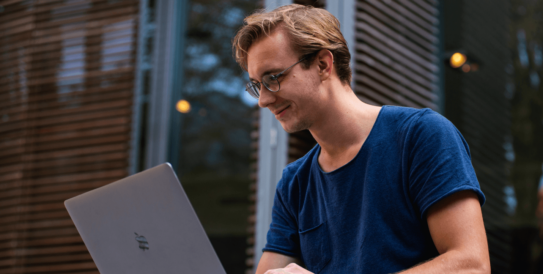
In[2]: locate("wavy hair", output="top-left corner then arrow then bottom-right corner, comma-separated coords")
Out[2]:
232,4 -> 351,84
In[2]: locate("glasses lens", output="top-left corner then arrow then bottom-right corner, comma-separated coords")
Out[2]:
246,82 -> 260,99
262,75 -> 280,92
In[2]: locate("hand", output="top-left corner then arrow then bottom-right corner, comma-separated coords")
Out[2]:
264,263 -> 314,274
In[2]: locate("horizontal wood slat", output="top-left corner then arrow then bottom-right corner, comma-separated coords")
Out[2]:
410,0 -> 438,15
354,0 -> 439,110
246,107 -> 259,271
0,78 -> 133,107
356,42 -> 436,87
0,0 -> 139,272
0,27 -> 134,72
0,69 -> 134,94
357,2 -> 437,53
355,56 -> 435,99
356,21 -> 438,70
397,1 -> 437,24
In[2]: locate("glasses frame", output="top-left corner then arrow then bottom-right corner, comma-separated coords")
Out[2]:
246,56 -> 308,99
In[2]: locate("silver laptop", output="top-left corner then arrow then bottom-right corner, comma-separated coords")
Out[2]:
65,163 -> 226,274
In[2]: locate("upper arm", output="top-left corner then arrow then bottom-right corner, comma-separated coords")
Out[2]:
426,190 -> 490,270
407,111 -> 485,219
264,177 -> 302,259
256,251 -> 302,274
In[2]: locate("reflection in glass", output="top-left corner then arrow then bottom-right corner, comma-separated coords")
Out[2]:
177,0 -> 260,273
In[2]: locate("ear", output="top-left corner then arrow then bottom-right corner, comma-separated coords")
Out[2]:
316,49 -> 334,81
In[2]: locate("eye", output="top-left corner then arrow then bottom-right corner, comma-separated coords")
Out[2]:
262,74 -> 274,82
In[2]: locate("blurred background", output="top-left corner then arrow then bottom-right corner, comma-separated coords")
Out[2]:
0,0 -> 542,273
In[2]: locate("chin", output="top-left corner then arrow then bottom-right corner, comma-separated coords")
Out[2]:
280,119 -> 311,133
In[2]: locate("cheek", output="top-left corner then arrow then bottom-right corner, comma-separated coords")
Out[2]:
293,73 -> 317,92
293,95 -> 320,118
286,70 -> 321,107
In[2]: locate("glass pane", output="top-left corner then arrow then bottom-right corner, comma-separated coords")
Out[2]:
508,1 -> 543,271
177,0 -> 260,272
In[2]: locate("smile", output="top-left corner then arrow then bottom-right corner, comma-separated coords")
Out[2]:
275,106 -> 290,118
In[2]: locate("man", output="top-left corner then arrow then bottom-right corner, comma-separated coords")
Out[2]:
232,4 -> 490,274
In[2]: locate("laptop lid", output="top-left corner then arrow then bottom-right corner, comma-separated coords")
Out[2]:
65,163 -> 226,274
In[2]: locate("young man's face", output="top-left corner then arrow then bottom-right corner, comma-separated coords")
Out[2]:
247,28 -> 323,133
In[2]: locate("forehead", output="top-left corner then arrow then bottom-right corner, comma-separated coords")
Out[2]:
246,28 -> 298,79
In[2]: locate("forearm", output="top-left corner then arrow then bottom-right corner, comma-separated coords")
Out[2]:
397,250 -> 489,274
256,252 -> 302,274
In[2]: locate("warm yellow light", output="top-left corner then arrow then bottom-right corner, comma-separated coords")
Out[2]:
450,53 -> 467,68
176,99 -> 191,113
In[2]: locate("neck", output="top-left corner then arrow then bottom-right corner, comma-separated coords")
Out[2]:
308,83 -> 380,159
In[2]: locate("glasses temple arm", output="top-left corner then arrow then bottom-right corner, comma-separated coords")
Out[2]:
273,56 -> 308,79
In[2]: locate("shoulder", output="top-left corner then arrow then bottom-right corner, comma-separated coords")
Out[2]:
381,105 -> 441,127
408,108 -> 466,147
382,106 -> 456,138
412,108 -> 455,130
377,106 -> 468,157
382,105 -> 426,119
377,106 -> 439,142
400,108 -> 472,161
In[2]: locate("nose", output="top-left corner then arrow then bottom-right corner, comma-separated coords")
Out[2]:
258,87 -> 276,108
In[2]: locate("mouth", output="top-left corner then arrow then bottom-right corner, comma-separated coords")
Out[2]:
274,105 -> 290,118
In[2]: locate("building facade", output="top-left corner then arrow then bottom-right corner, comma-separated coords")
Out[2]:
1,0 -> 538,274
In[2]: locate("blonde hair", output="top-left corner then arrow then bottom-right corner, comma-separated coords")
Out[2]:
232,4 -> 352,84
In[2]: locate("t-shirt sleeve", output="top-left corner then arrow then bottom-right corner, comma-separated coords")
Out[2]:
408,110 -> 486,219
262,178 -> 301,257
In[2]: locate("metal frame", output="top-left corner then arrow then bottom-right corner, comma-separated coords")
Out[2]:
129,0 -> 188,173
128,0 -> 152,175
145,0 -> 175,169
166,0 -> 189,173
326,0 -> 356,87
253,1 -> 293,271
435,0 -> 446,113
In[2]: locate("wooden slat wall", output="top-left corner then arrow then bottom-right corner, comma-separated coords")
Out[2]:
245,106 -> 258,273
445,0 -> 512,272
0,0 -> 139,273
355,0 -> 439,109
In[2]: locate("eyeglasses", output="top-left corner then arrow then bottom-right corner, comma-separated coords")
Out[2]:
246,56 -> 307,99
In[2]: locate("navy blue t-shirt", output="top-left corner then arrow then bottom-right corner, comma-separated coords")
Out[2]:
262,106 -> 485,274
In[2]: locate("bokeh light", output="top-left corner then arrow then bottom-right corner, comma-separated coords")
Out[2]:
450,52 -> 467,68
176,99 -> 191,113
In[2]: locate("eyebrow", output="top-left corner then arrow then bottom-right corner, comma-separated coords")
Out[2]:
249,67 -> 284,82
